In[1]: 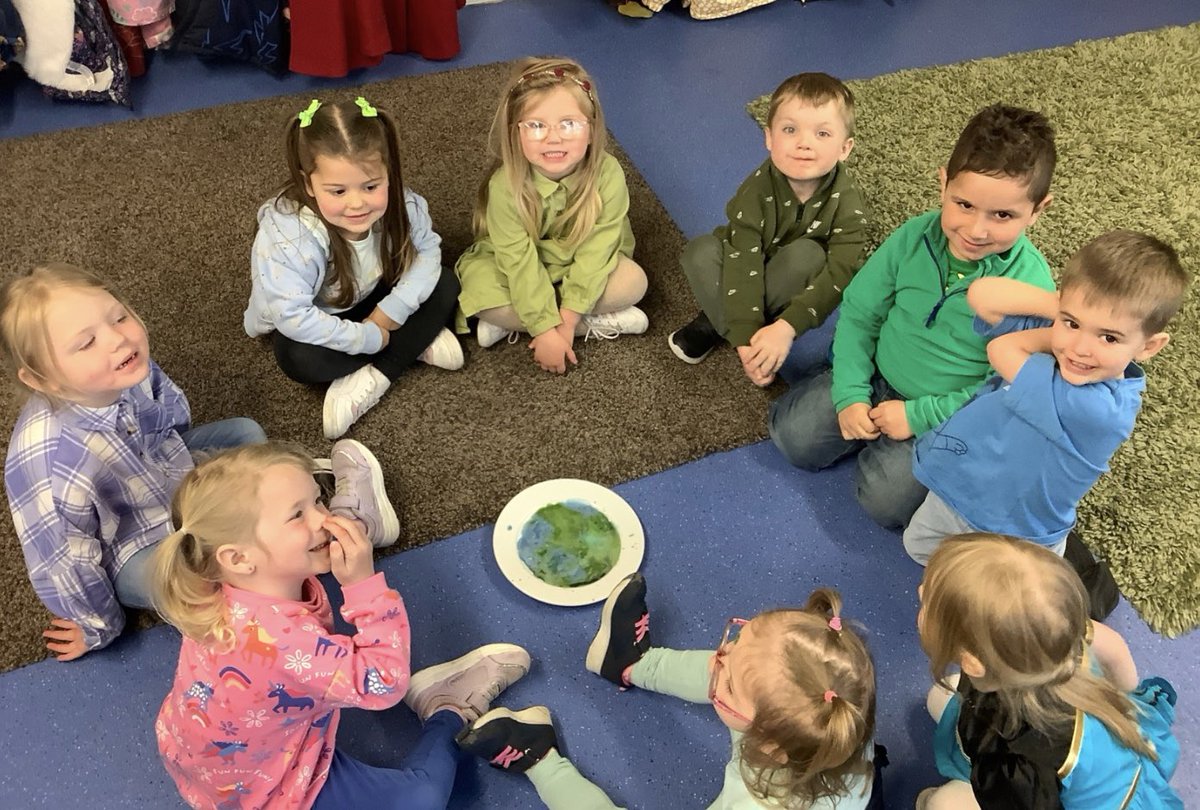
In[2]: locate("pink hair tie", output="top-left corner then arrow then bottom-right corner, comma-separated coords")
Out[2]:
824,689 -> 838,703
828,616 -> 842,632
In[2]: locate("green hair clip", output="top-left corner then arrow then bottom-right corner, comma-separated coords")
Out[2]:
297,99 -> 322,128
355,96 -> 378,118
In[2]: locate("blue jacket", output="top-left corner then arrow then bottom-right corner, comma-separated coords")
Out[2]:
244,189 -> 442,354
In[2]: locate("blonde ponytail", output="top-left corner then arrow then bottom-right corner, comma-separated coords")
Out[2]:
150,442 -> 316,650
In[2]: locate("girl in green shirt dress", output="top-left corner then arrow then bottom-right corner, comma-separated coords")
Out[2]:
456,57 -> 649,374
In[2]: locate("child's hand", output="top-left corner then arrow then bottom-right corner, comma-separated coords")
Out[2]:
324,514 -> 375,587
837,403 -> 880,440
744,321 -> 796,382
735,346 -> 775,387
554,322 -> 576,353
529,329 -> 578,374
869,399 -> 913,440
556,307 -> 581,350
363,309 -> 396,349
43,617 -> 86,662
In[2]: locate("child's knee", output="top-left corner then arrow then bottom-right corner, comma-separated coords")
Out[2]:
681,234 -> 722,283
767,398 -> 826,471
855,482 -> 908,529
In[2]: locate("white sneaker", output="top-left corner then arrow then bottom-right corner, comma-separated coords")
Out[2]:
583,306 -> 649,341
322,365 -> 390,440
417,328 -> 465,370
477,320 -> 516,349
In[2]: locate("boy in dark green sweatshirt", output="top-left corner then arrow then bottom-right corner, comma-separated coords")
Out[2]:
668,73 -> 871,387
769,105 -> 1057,530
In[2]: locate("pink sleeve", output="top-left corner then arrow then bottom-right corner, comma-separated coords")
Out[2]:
256,573 -> 412,710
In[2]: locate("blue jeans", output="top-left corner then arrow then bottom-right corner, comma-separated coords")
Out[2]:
313,710 -> 464,810
113,417 -> 267,608
767,366 -> 927,530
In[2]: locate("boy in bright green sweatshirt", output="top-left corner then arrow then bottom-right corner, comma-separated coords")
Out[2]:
768,105 -> 1057,530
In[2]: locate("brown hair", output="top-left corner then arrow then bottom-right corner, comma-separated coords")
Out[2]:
1059,229 -> 1188,334
945,104 -> 1056,204
738,588 -> 876,806
0,263 -> 146,405
767,72 -> 856,136
920,534 -> 1154,757
276,98 -> 414,309
471,56 -> 608,249
151,442 -> 316,651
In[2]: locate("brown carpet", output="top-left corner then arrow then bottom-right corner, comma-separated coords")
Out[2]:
0,61 -> 776,673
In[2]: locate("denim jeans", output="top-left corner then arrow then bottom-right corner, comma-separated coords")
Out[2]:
112,417 -> 267,608
767,365 -> 927,530
313,710 -> 464,810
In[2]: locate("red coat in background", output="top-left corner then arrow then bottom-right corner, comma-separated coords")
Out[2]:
289,0 -> 462,78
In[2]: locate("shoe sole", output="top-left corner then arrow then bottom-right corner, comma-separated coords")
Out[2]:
470,704 -> 552,732
335,439 -> 401,547
407,643 -> 531,701
585,572 -> 640,676
667,331 -> 712,365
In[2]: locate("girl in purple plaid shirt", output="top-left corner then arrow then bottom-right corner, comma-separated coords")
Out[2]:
1,264 -> 268,661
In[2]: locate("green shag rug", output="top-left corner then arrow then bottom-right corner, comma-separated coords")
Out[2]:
749,23 -> 1200,637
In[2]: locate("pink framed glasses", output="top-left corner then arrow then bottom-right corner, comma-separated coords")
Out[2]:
709,617 -> 752,724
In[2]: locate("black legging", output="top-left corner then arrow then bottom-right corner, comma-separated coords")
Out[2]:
273,267 -> 460,384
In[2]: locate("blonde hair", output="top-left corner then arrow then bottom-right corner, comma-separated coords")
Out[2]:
738,588 -> 876,807
151,442 -> 316,651
472,57 -> 608,250
1060,230 -> 1188,335
921,534 -> 1154,757
0,263 -> 146,406
277,97 -> 414,309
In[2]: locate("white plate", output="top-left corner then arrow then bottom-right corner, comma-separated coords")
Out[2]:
493,479 -> 644,606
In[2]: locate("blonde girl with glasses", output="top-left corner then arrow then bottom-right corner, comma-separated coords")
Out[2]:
916,534 -> 1181,809
457,573 -> 883,810
455,57 -> 650,374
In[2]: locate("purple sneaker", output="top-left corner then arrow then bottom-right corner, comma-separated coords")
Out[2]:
327,439 -> 400,548
404,643 -> 531,724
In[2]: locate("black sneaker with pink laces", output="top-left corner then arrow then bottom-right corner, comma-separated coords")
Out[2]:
456,706 -> 558,774
585,572 -> 651,686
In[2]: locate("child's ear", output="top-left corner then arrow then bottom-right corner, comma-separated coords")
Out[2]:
1135,332 -> 1170,362
302,173 -> 315,199
959,651 -> 987,679
763,126 -> 773,153
215,544 -> 257,576
1027,193 -> 1053,227
839,137 -> 855,162
938,166 -> 948,194
17,366 -> 54,396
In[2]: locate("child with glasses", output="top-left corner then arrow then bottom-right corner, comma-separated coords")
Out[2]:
669,72 -> 870,388
455,57 -> 649,374
456,574 -> 884,810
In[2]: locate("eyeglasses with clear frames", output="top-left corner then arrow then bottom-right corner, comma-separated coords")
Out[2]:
517,119 -> 590,141
709,617 -> 752,724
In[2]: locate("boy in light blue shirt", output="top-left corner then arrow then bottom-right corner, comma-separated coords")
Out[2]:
905,230 -> 1189,564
